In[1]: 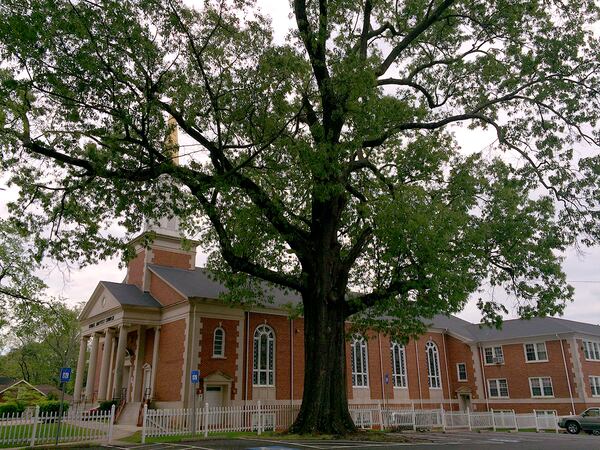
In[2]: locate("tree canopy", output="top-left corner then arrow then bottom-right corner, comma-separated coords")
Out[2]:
1,0 -> 599,433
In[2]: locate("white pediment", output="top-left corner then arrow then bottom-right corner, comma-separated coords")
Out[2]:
79,283 -> 122,321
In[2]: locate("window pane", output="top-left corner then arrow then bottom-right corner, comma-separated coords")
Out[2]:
537,343 -> 547,360
485,348 -> 493,364
525,344 -> 536,361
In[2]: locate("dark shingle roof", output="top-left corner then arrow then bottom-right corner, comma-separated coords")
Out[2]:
148,264 -> 302,307
101,281 -> 162,308
141,264 -> 600,342
465,316 -> 600,341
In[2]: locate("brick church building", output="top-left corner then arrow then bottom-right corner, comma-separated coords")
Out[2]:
74,218 -> 600,423
73,124 -> 600,423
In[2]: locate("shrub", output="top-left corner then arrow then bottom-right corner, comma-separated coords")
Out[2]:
0,402 -> 26,416
46,391 -> 59,401
98,400 -> 117,411
37,400 -> 69,415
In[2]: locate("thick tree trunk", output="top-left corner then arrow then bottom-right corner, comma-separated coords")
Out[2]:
289,291 -> 356,434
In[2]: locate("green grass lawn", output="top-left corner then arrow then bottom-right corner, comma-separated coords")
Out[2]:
0,422 -> 102,448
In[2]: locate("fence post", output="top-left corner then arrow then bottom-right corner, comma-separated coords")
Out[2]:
491,409 -> 496,432
467,407 -> 472,431
30,405 -> 39,447
513,410 -> 518,432
554,413 -> 558,434
378,401 -> 383,430
440,403 -> 446,432
412,403 -> 416,431
108,404 -> 116,443
204,403 -> 209,437
534,411 -> 539,432
257,400 -> 262,436
141,404 -> 148,444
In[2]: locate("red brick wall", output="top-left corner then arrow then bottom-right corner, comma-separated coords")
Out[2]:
446,335 -> 479,400
481,340 -> 574,401
149,272 -> 186,306
245,313 -> 293,400
127,250 -> 146,289
198,317 -> 239,399
152,249 -> 193,269
577,339 -> 600,397
154,319 -> 186,402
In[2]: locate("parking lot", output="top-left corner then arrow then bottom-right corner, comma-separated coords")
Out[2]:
100,431 -> 600,450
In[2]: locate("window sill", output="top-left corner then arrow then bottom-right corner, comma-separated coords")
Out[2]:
352,386 -> 370,389
489,396 -> 510,399
484,363 -> 505,366
428,387 -> 443,390
458,379 -> 468,382
525,360 -> 549,363
531,395 -> 554,398
211,355 -> 226,359
393,386 -> 408,390
252,385 -> 275,388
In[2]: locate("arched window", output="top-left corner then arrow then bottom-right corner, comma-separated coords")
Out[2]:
391,342 -> 407,388
253,325 -> 275,386
351,337 -> 369,387
425,341 -> 441,389
213,327 -> 225,357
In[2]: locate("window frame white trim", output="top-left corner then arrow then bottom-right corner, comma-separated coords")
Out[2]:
252,324 -> 275,387
487,378 -> 509,398
390,342 -> 408,389
456,362 -> 468,382
590,376 -> 600,397
583,341 -> 600,361
524,342 -> 549,363
351,337 -> 369,388
529,376 -> 554,398
212,326 -> 226,358
483,346 -> 504,365
425,341 -> 442,390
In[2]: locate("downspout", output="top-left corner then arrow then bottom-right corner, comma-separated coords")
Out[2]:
557,333 -> 576,414
414,339 -> 423,408
290,318 -> 294,407
244,311 -> 250,407
442,331 -> 452,410
378,333 -> 385,407
478,343 -> 490,411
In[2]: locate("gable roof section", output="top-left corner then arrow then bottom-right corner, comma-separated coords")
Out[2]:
100,281 -> 162,308
148,264 -> 302,307
0,380 -> 46,396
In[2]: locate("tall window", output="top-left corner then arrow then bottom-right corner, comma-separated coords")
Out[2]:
484,346 -> 504,364
425,341 -> 441,389
391,343 -> 407,388
213,327 -> 225,357
524,342 -> 548,362
456,363 -> 467,381
529,377 -> 553,397
590,377 -> 600,397
253,325 -> 274,386
351,338 -> 369,387
584,342 -> 600,361
488,379 -> 509,398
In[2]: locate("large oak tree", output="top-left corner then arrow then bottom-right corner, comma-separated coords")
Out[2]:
1,0 -> 600,433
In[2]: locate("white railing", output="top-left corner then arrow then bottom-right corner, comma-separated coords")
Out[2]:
0,404 -> 115,447
142,403 -> 559,442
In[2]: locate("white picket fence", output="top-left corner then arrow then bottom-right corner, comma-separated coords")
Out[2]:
142,403 -> 559,442
0,404 -> 115,447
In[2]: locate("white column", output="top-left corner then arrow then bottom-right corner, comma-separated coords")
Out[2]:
150,326 -> 160,399
97,328 -> 115,401
113,324 -> 129,400
106,335 -> 117,400
73,335 -> 89,403
85,333 -> 100,402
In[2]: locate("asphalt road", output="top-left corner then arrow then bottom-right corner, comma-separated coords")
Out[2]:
100,430 -> 600,450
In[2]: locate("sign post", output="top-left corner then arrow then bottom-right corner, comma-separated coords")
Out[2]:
55,368 -> 71,447
191,370 -> 200,435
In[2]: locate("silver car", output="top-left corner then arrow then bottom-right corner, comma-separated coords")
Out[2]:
558,407 -> 600,435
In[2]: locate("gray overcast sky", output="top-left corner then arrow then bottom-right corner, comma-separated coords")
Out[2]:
1,0 -> 599,326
